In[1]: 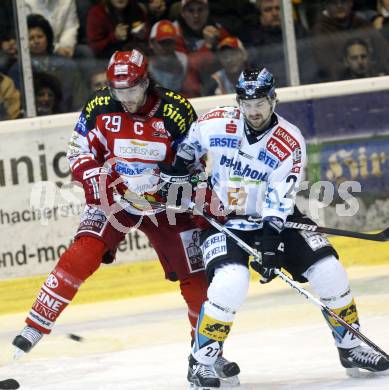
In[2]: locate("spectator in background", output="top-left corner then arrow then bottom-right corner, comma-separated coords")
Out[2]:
87,0 -> 149,58
312,0 -> 389,81
0,0 -> 15,42
240,0 -> 307,87
207,0 -> 258,37
33,71 -> 63,115
89,63 -> 108,93
0,33 -> 18,74
204,36 -> 247,95
175,0 -> 228,53
0,72 -> 21,120
372,0 -> 389,41
25,0 -> 80,58
338,37 -> 386,79
149,19 -> 201,97
174,0 -> 229,89
9,14 -> 86,112
146,0 -> 170,25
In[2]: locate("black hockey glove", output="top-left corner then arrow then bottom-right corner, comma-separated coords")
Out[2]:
157,163 -> 192,206
250,217 -> 285,284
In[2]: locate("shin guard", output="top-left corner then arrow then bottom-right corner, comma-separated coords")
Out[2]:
192,302 -> 233,366
25,236 -> 106,334
304,255 -> 360,349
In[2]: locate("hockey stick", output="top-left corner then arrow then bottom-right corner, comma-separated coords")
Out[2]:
284,221 -> 389,242
121,194 -> 389,360
122,192 -> 389,241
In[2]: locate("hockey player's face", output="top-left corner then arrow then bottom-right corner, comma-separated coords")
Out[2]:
111,80 -> 148,113
240,98 -> 272,130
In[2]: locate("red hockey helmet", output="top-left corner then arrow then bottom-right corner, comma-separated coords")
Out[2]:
106,50 -> 148,90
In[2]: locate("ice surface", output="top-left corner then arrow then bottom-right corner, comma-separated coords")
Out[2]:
1,265 -> 389,389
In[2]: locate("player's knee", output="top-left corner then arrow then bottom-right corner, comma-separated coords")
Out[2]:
57,236 -> 106,281
303,255 -> 351,308
207,263 -> 250,318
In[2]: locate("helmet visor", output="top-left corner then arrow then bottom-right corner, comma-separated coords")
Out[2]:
109,81 -> 147,102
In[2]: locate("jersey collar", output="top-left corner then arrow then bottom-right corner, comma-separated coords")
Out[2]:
244,113 -> 278,145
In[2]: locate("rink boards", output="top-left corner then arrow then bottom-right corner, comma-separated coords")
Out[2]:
1,234 -> 388,315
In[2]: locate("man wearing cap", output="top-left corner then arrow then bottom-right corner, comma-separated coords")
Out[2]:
205,36 -> 248,95
149,19 -> 202,97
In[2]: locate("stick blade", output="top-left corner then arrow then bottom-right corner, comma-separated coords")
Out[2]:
382,228 -> 389,241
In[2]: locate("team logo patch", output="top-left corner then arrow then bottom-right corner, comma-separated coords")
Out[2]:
266,137 -> 290,161
45,275 -> 59,289
180,229 -> 204,273
273,127 -> 300,151
293,147 -> 302,164
226,122 -> 237,134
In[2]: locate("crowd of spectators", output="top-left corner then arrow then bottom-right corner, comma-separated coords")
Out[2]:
0,0 -> 388,120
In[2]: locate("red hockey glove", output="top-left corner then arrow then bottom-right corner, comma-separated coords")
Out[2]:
73,160 -> 115,206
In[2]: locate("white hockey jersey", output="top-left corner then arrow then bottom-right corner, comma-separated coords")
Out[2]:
176,106 -> 306,230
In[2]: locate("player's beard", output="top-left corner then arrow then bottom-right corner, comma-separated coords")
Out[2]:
243,102 -> 273,131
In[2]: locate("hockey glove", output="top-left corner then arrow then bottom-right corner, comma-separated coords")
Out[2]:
250,217 -> 285,284
157,163 -> 192,206
73,160 -> 115,206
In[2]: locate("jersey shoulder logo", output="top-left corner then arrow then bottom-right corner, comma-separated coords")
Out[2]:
272,126 -> 300,152
199,108 -> 240,122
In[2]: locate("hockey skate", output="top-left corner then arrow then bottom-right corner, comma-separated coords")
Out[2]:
188,355 -> 220,389
338,345 -> 389,377
12,326 -> 43,359
214,356 -> 240,386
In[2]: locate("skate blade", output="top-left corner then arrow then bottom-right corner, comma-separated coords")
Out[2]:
220,375 -> 240,387
346,367 -> 361,378
189,383 -> 220,390
13,347 -> 25,360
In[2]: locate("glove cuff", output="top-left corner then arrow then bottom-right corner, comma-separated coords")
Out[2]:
72,159 -> 101,182
263,216 -> 284,234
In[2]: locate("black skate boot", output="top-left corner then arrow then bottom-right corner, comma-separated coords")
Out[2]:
214,356 -> 240,386
338,345 -> 389,377
12,326 -> 43,359
188,355 -> 220,389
